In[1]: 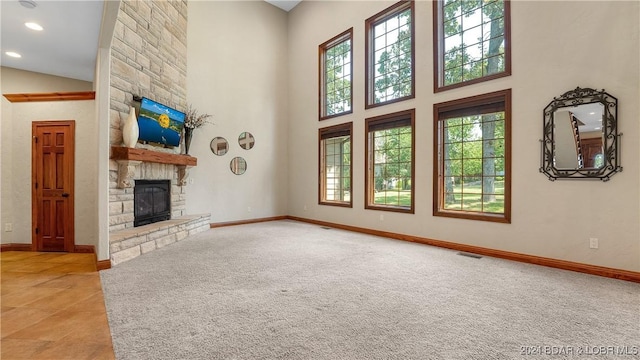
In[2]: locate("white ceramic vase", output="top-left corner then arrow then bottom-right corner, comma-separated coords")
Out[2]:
122,106 -> 139,148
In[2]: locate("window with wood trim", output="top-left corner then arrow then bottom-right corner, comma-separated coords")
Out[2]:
366,109 -> 415,213
433,0 -> 511,92
319,29 -> 353,120
434,89 -> 511,222
319,122 -> 353,206
366,1 -> 415,108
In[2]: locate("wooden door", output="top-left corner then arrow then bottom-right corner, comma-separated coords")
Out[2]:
32,121 -> 75,252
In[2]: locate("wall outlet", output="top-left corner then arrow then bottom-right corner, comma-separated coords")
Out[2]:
247,206 -> 251,213
303,205 -> 307,211
189,178 -> 194,185
379,214 -> 384,221
589,237 -> 599,249
4,223 -> 12,232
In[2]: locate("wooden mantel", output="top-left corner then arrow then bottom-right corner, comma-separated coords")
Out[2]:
110,146 -> 197,188
111,146 -> 197,166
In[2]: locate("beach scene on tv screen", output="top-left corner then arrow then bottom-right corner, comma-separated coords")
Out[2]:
138,98 -> 185,147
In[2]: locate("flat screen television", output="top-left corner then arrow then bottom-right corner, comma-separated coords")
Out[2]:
136,97 -> 186,147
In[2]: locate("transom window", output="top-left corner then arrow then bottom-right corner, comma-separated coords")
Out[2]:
366,1 -> 415,108
319,29 -> 353,120
319,122 -> 352,207
433,0 -> 511,92
434,89 -> 511,223
365,109 -> 415,213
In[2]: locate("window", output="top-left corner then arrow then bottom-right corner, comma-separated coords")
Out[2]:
319,122 -> 353,207
433,89 -> 511,223
319,29 -> 353,120
433,0 -> 511,92
365,109 -> 415,213
366,1 -> 415,108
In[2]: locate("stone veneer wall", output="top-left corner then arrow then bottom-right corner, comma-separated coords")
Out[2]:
109,0 -> 189,232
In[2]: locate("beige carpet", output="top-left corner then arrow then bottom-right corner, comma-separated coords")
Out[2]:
100,220 -> 640,359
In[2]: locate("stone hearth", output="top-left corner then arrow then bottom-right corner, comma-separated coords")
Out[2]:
110,214 -> 210,265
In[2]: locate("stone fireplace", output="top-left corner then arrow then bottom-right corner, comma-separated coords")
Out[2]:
107,0 -> 209,266
108,152 -> 187,232
108,147 -> 210,265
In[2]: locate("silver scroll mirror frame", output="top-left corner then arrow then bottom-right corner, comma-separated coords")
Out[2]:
540,87 -> 622,181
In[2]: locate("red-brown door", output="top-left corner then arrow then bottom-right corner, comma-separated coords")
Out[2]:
32,121 -> 75,252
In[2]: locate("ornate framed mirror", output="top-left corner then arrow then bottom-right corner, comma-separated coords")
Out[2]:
540,87 -> 622,181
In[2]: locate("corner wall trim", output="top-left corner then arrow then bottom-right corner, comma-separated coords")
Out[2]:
97,260 -> 112,271
3,91 -> 96,103
286,216 -> 640,283
1,243 -> 96,254
210,216 -> 288,228
0,243 -> 33,252
74,245 -> 95,253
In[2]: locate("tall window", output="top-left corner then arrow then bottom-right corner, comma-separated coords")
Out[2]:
319,29 -> 353,120
433,89 -> 511,223
365,109 -> 415,213
319,122 -> 352,207
433,0 -> 511,92
366,1 -> 415,108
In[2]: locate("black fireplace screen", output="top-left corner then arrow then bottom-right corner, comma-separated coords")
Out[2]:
134,180 -> 171,227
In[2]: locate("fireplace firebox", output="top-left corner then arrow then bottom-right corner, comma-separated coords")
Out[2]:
134,180 -> 171,227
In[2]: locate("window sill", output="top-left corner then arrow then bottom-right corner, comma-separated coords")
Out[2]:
433,209 -> 510,223
319,201 -> 352,208
365,204 -> 414,214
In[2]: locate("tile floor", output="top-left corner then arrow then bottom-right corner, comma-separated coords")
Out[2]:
1,251 -> 115,360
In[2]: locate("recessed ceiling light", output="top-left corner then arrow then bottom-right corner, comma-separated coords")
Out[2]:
25,22 -> 43,31
594,127 -> 601,130
589,112 -> 595,115
19,0 -> 37,9
6,51 -> 22,58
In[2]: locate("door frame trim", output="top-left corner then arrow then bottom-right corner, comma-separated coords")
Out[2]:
32,120 -> 76,252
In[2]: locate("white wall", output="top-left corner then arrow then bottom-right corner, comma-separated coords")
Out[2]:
1,68 -> 98,249
1,67 -> 93,93
95,0 -> 120,261
287,1 -> 640,271
1,97 -> 12,244
186,1 -> 289,221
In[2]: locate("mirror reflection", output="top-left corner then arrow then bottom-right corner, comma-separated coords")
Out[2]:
238,132 -> 255,150
553,103 -> 604,169
230,157 -> 247,175
210,137 -> 229,156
